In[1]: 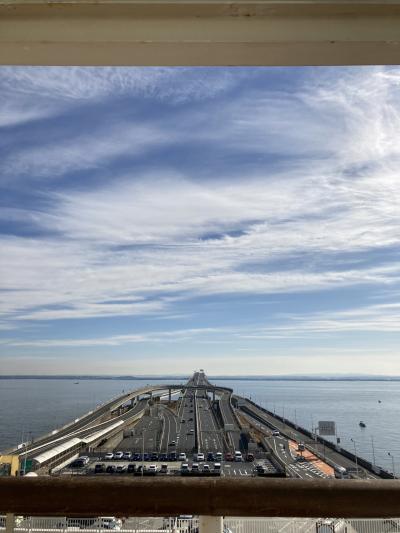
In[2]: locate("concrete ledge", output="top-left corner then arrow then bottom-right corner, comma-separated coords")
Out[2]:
1,1 -> 400,65
1,477 -> 400,517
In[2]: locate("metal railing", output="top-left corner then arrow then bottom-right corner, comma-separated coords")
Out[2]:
3,516 -> 400,533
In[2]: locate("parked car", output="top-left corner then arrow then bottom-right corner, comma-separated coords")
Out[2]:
106,465 -> 116,474
203,464 -> 210,472
127,464 -> 136,473
116,465 -> 126,474
179,453 -> 187,461
79,456 -> 90,465
246,453 -> 255,462
94,463 -> 105,474
143,453 -> 150,461
159,453 -> 168,461
215,452 -> 222,461
169,452 -> 177,461
148,464 -> 157,475
196,453 -> 205,462
123,451 -> 132,460
151,453 -> 159,461
104,452 -> 114,460
207,452 -> 215,462
234,451 -> 243,462
191,463 -> 199,472
225,453 -> 233,461
181,463 -> 189,474
169,441 -> 176,446
160,464 -> 168,473
70,459 -> 85,468
114,451 -> 124,460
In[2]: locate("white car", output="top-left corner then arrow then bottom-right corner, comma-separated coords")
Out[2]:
234,451 -> 243,462
114,451 -> 124,460
79,456 -> 90,465
272,430 -> 280,437
196,452 -> 205,462
104,452 -> 114,460
148,464 -> 157,473
94,517 -> 122,530
179,452 -> 187,461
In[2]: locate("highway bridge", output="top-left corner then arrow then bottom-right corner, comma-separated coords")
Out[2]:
2,371 -> 391,480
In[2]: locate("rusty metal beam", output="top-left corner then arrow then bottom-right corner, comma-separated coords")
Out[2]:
1,477 -> 400,518
2,1 -> 400,66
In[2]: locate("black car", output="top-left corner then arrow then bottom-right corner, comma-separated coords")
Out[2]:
106,465 -> 116,474
70,459 -> 85,468
94,463 -> 105,474
127,463 -> 136,473
207,452 -> 215,462
159,453 -> 168,461
169,452 -> 177,461
151,452 -> 159,461
143,453 -> 150,461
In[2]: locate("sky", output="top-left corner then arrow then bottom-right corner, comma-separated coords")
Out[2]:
1,66 -> 400,375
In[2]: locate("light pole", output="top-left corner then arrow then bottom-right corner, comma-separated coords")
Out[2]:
371,436 -> 376,467
350,438 -> 359,476
142,429 -> 145,477
388,452 -> 396,478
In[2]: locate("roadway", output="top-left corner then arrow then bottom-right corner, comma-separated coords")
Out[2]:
240,400 -> 379,479
196,390 -> 224,454
176,388 -> 196,453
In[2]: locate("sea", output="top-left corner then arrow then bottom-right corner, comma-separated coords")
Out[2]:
0,378 -> 399,474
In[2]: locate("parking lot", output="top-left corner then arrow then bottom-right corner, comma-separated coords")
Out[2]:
63,452 -> 275,478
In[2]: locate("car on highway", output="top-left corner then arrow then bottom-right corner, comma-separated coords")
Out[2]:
207,452 -> 215,462
181,419 -> 185,423
225,453 -> 233,461
123,451 -> 132,460
189,429 -> 194,434
127,464 -> 136,473
106,465 -> 116,474
272,430 -> 280,436
168,441 -> 176,446
179,453 -> 187,461
104,452 -> 114,460
114,451 -> 124,460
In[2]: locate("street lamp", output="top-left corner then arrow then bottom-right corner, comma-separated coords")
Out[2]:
350,438 -> 359,476
388,452 -> 396,478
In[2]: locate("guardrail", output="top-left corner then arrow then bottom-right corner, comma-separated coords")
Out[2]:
1,478 -> 400,518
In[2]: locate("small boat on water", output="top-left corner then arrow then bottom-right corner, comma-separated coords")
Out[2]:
74,382 -> 79,385
359,421 -> 366,428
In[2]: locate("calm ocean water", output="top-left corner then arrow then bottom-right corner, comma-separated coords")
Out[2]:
0,378 -> 399,474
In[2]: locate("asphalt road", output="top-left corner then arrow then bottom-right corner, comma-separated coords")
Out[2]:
196,391 -> 224,454
176,389 -> 196,453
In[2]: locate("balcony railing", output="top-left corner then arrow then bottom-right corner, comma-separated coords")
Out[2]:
1,478 -> 400,519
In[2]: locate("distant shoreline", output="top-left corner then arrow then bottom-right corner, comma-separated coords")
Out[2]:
1,375 -> 400,381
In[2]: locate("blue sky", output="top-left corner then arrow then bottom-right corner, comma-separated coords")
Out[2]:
1,66 -> 400,375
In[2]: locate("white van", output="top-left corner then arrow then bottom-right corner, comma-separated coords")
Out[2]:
234,451 -> 243,462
